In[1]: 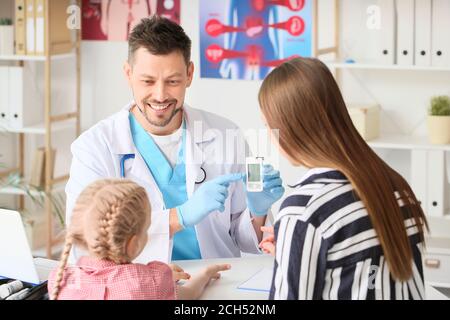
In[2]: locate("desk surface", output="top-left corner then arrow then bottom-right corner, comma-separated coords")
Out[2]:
174,255 -> 274,300
36,256 -> 450,300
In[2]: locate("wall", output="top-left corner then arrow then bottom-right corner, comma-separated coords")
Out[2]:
80,0 -> 309,193
80,0 -> 450,227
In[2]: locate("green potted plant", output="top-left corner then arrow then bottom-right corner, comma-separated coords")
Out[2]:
1,165 -> 66,251
0,18 -> 14,55
427,96 -> 450,144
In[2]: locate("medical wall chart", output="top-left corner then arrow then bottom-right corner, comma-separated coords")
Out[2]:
82,0 -> 180,41
200,0 -> 313,80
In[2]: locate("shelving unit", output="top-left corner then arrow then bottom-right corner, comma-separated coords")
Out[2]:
0,0 -> 81,258
0,53 -> 76,62
0,118 -> 77,135
314,0 -> 450,220
326,61 -> 450,72
367,133 -> 450,152
312,0 -> 450,292
0,183 -> 65,197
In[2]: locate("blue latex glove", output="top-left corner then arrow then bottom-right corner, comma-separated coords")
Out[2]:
176,173 -> 244,228
245,164 -> 285,216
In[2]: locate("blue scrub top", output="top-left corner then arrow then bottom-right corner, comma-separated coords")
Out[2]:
129,113 -> 201,260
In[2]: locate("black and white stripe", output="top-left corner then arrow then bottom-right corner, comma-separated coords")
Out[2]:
269,168 -> 425,300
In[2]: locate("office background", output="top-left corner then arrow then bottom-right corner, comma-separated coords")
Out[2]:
80,0 -> 450,228
0,0 -> 449,290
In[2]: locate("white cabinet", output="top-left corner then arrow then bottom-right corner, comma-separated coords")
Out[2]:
423,237 -> 450,288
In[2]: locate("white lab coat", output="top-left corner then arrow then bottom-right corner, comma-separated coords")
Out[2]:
66,102 -> 262,264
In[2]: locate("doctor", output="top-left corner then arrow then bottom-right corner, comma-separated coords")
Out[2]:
65,16 -> 284,264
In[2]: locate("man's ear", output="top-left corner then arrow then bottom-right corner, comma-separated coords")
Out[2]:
123,61 -> 133,86
186,62 -> 194,88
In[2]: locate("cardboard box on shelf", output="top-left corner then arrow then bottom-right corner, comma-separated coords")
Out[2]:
347,104 -> 381,141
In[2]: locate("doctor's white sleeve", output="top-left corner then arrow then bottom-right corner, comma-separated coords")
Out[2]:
65,135 -> 113,264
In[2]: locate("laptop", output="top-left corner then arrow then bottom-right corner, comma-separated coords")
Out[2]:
0,209 -> 59,285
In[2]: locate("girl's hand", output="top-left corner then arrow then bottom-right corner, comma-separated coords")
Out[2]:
169,263 -> 191,282
259,226 -> 276,256
176,264 -> 232,300
203,264 -> 231,280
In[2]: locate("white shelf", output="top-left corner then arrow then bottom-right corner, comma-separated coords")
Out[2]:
367,133 -> 450,151
0,183 -> 65,196
0,186 -> 41,196
326,61 -> 450,72
0,53 -> 76,62
0,118 -> 76,134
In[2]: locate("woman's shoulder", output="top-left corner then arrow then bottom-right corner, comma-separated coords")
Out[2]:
278,168 -> 357,227
290,168 -> 349,189
281,169 -> 349,208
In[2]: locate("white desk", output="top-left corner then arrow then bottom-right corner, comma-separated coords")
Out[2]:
38,256 -> 450,300
174,255 -> 274,300
425,283 -> 450,300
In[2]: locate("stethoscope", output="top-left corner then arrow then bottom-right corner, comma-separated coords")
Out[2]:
120,154 -> 135,178
120,154 -> 207,184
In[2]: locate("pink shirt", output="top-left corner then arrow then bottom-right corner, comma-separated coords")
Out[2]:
48,257 -> 177,300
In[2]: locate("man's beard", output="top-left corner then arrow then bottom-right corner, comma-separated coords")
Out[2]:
138,100 -> 182,128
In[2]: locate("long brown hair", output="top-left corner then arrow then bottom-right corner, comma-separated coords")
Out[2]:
259,57 -> 427,281
51,179 -> 150,300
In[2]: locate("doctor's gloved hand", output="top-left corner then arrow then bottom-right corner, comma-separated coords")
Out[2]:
176,173 -> 244,229
245,165 -> 285,216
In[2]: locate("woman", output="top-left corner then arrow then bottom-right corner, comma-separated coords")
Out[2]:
258,57 -> 428,300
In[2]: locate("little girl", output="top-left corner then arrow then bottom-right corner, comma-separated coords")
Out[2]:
48,179 -> 230,300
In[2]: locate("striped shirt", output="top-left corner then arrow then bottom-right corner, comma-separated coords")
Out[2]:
269,168 -> 425,300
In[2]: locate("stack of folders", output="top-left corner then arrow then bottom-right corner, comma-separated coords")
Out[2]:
370,0 -> 450,67
0,65 -> 43,129
14,0 -> 72,56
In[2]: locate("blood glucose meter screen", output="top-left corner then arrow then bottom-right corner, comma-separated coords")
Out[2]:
248,164 -> 261,182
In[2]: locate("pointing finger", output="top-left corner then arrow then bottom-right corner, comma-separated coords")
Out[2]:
214,173 -> 245,185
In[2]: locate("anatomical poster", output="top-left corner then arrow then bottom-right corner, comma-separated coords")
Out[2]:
200,0 -> 312,80
82,0 -> 180,41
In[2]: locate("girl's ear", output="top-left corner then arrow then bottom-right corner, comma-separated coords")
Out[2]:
125,234 -> 139,260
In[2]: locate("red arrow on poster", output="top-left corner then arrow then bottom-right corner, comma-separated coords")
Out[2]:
252,0 -> 305,11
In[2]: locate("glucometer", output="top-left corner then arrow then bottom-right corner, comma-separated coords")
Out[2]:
246,157 -> 264,192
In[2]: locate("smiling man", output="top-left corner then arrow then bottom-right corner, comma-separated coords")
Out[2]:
65,16 -> 284,266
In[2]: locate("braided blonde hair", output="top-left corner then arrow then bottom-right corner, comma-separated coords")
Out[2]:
50,179 -> 150,300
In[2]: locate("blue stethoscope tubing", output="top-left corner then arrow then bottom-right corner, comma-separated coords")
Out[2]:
120,154 -> 206,184
120,154 -> 135,178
